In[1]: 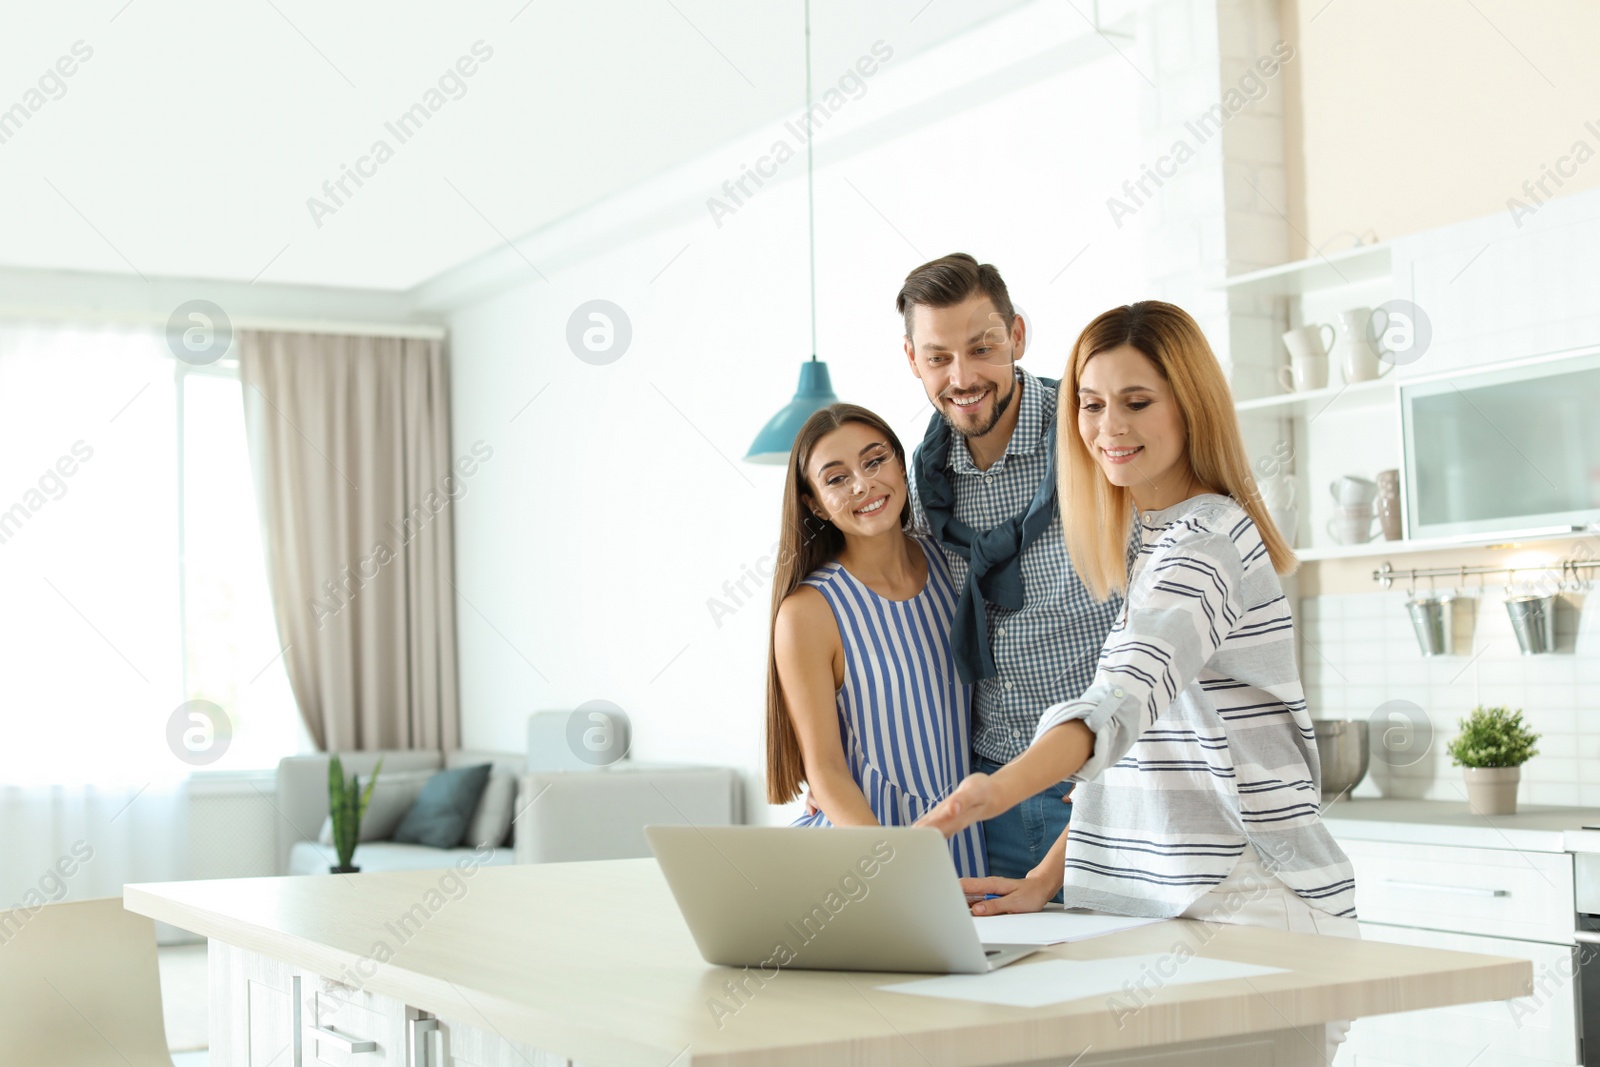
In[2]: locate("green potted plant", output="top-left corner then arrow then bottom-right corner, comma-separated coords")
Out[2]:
328,755 -> 382,874
1446,705 -> 1539,815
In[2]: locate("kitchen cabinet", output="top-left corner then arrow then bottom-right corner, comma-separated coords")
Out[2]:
211,940 -> 301,1067
1343,924 -> 1579,1067
1326,805 -> 1587,1067
1221,194 -> 1600,561
1341,838 -> 1574,944
211,941 -> 456,1066
432,1019 -> 563,1067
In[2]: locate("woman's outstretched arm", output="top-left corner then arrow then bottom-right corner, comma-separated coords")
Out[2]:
775,587 -> 880,826
921,516 -> 1248,840
917,720 -> 1093,837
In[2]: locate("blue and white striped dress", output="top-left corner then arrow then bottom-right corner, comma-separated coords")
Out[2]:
792,535 -> 987,879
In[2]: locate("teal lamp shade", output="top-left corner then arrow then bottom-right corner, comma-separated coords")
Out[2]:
744,360 -> 839,464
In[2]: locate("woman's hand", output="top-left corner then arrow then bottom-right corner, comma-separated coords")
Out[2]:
960,871 -> 1059,916
964,824 -> 1071,915
914,772 -> 997,838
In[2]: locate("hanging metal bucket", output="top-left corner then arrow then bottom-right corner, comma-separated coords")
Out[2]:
1505,594 -> 1556,655
1406,595 -> 1453,657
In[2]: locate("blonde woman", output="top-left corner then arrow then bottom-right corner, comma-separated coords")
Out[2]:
918,300 -> 1357,1052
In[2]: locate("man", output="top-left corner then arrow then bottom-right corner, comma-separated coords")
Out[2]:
898,252 -> 1122,911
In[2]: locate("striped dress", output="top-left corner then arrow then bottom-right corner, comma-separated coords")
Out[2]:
1034,494 -> 1356,919
792,535 -> 987,879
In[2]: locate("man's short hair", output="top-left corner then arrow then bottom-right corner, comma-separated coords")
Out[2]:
895,253 -> 1015,342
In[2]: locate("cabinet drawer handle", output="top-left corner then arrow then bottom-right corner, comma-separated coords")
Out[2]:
308,1025 -> 377,1054
1576,931 -> 1600,945
1382,879 -> 1509,898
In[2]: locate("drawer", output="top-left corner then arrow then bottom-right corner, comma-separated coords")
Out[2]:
1342,839 -> 1574,943
302,974 -> 415,1066
435,1017 -> 566,1066
1344,923 -> 1579,1067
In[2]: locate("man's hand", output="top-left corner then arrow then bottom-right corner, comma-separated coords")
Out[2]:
960,870 -> 1059,916
914,772 -> 996,838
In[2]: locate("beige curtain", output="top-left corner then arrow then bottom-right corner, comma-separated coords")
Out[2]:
239,330 -> 460,753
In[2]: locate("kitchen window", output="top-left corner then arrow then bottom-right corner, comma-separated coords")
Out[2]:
0,319 -> 307,786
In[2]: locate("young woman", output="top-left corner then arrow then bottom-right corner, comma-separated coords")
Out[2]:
766,403 -> 986,878
919,302 -> 1357,1017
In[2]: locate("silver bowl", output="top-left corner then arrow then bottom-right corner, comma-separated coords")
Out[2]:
1313,720 -> 1369,801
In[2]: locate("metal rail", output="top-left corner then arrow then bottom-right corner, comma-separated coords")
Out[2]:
1372,558 -> 1600,590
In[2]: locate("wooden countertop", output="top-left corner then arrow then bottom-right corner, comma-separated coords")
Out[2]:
126,860 -> 1531,1067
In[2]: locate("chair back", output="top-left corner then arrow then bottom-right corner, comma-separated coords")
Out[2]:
0,896 -> 175,1065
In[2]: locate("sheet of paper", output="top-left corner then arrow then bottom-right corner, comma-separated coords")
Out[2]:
971,909 -> 1163,946
879,954 -> 1289,1008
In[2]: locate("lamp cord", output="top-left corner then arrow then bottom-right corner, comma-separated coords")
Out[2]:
804,0 -> 817,362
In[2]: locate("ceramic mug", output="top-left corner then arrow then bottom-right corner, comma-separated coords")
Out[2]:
1278,353 -> 1329,393
1327,509 -> 1379,545
1375,468 -> 1402,540
1338,307 -> 1395,384
1279,324 -> 1334,393
1283,323 -> 1337,363
1328,475 -> 1379,507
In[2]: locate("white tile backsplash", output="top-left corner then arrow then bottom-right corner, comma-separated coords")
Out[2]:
1299,589 -> 1600,805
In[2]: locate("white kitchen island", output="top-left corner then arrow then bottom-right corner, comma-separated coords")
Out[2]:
125,858 -> 1531,1067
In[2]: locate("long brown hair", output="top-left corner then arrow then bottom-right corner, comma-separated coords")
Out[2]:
1059,300 -> 1297,601
765,403 -> 912,804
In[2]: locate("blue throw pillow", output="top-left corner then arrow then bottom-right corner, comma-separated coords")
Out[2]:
392,763 -> 493,849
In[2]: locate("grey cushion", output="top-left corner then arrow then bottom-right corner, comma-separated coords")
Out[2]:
464,770 -> 516,849
317,769 -> 436,844
393,764 -> 493,848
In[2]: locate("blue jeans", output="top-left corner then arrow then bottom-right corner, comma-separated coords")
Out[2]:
976,755 -> 1072,902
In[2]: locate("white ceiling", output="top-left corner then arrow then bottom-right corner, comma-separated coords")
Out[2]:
0,0 -> 1037,291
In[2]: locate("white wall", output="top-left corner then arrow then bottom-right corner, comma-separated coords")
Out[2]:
1303,589 -> 1600,808
446,12 -> 1151,821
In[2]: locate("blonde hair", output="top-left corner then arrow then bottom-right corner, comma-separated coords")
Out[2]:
1058,300 -> 1297,600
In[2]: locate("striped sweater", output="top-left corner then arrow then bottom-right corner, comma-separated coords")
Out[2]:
1034,493 -> 1356,919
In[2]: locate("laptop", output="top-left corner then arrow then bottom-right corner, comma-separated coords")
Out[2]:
646,824 -> 1039,974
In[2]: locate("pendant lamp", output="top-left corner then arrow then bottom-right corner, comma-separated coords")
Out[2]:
744,0 -> 838,465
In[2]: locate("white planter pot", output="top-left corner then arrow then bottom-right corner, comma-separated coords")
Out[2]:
1463,766 -> 1521,815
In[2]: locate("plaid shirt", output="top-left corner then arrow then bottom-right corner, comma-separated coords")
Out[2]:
910,365 -> 1124,764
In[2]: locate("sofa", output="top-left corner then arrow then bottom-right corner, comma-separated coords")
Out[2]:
275,749 -> 525,876
275,750 -> 744,875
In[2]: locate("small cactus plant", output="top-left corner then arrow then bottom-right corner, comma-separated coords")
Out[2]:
328,755 -> 382,871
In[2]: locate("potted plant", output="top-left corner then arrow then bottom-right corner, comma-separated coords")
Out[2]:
328,755 -> 382,874
1446,706 -> 1539,815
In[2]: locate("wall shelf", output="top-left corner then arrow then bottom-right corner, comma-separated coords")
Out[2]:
1213,241 -> 1393,297
1234,377 -> 1396,418
1294,527 -> 1597,563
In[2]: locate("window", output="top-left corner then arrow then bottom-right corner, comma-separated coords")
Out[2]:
0,320 -> 305,785
178,364 -> 310,771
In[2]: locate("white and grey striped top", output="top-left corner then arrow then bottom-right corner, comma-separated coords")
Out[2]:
1035,493 -> 1356,919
